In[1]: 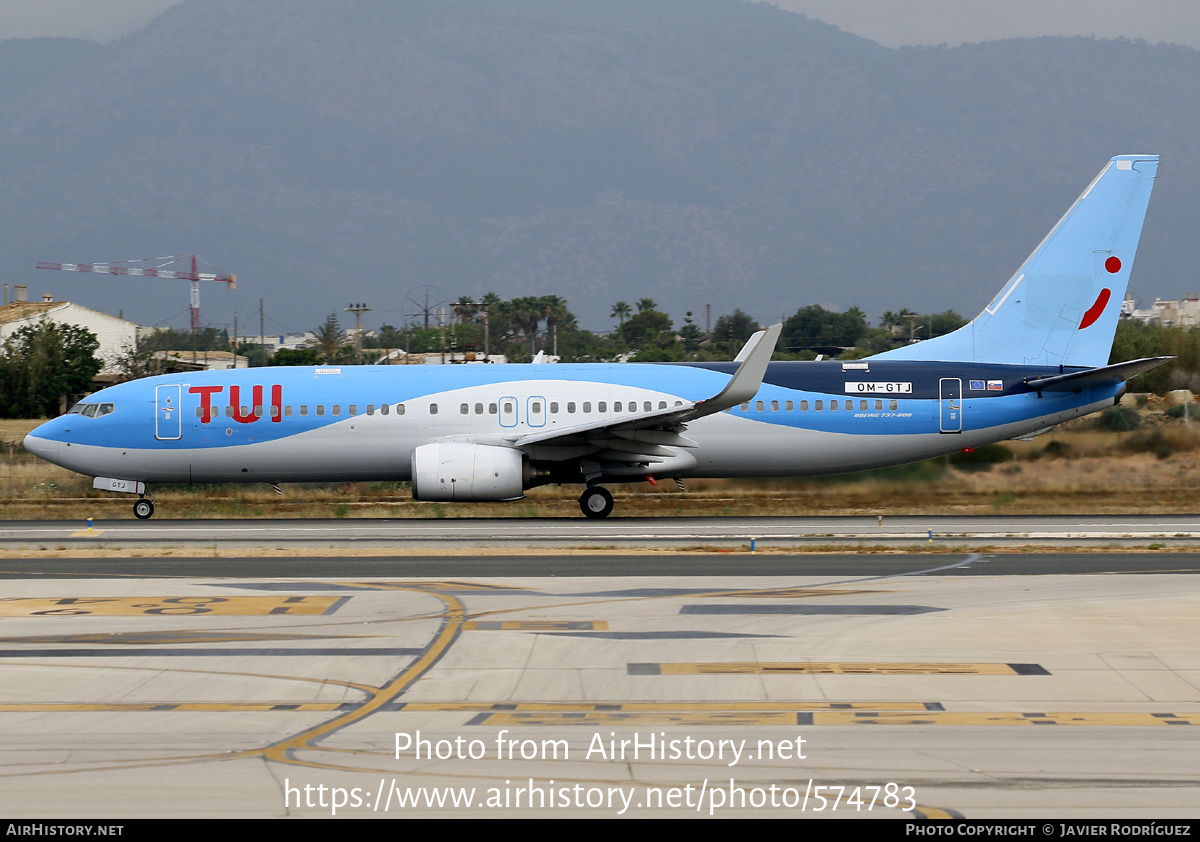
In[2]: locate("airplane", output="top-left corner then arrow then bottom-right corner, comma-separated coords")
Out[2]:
25,154 -> 1168,520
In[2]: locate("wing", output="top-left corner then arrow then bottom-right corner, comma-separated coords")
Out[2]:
506,324 -> 781,470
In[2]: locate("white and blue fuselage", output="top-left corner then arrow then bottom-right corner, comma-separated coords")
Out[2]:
26,358 -> 1116,482
23,154 -> 1167,518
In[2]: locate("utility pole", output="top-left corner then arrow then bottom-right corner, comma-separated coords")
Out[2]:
345,302 -> 371,365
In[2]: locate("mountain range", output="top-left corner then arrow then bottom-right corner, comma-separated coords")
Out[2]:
1,0 -> 1196,334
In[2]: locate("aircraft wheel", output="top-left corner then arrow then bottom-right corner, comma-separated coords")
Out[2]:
133,499 -> 155,520
579,486 -> 614,519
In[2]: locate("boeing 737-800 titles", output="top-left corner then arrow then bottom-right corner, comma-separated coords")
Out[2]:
25,155 -> 1168,519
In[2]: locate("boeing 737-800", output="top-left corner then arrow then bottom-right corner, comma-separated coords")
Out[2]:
25,155 -> 1168,519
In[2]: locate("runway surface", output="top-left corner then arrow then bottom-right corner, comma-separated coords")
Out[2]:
1,549 -> 1198,818
2,513 -> 1199,550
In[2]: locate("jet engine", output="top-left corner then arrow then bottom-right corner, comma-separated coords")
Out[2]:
410,442 -> 527,502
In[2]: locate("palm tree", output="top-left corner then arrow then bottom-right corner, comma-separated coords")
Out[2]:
611,300 -> 632,326
636,297 -> 658,313
309,313 -> 344,363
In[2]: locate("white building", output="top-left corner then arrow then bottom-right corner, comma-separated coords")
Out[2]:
0,289 -> 139,374
1122,293 -> 1200,328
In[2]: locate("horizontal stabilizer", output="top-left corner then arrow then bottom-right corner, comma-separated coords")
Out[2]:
1024,356 -> 1172,392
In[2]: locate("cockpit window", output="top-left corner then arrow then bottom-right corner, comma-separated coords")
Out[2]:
66,402 -> 114,418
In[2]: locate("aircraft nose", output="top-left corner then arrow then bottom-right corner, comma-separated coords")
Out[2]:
23,429 -> 60,462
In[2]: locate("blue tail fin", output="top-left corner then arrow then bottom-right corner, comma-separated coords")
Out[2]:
871,154 -> 1158,367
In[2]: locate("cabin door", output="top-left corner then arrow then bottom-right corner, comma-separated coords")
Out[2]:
155,384 -> 183,440
939,378 -> 962,433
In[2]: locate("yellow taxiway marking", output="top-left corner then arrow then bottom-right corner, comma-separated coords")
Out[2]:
478,711 -> 803,726
0,596 -> 345,617
0,703 -> 350,712
470,710 -> 1200,727
813,711 -> 1200,726
649,662 -> 1039,675
396,701 -> 934,711
463,620 -> 608,631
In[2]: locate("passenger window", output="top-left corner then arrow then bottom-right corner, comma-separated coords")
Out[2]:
488,403 -> 497,415
550,402 -> 559,413
532,401 -> 542,414
460,403 -> 470,415
254,406 -> 264,418
644,401 -> 652,412
270,405 -> 279,418
332,405 -> 341,417
890,400 -> 898,411
225,406 -> 234,417
786,400 -> 794,411
875,400 -> 882,410
349,405 -> 357,416
397,404 -> 405,415
614,401 -> 622,412
845,400 -> 853,411
195,407 -> 204,418
240,406 -> 250,416
300,405 -> 309,416
285,406 -> 294,417
830,400 -> 838,411
381,404 -> 390,416
860,400 -> 867,411
658,401 -> 666,409
816,400 -> 823,411
771,400 -> 779,412
475,403 -> 484,414
583,401 -> 592,413
503,401 -> 514,414
316,405 -> 325,416
567,402 -> 577,413
597,402 -> 606,413
740,402 -> 749,412
755,400 -> 764,411
800,400 -> 808,411
366,404 -> 374,416
429,404 -> 438,415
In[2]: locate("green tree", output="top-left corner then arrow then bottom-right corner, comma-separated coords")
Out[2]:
137,326 -> 229,353
713,309 -> 760,354
271,348 -> 321,366
620,308 -> 674,351
782,305 -> 868,351
0,321 -> 102,417
610,300 -> 632,326
679,311 -> 705,354
309,314 -> 346,363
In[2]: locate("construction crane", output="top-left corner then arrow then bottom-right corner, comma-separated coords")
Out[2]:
36,254 -> 237,332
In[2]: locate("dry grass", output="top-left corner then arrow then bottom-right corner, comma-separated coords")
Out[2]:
5,416 -> 1200,519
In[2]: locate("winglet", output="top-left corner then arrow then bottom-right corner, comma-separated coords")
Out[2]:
696,323 -> 781,413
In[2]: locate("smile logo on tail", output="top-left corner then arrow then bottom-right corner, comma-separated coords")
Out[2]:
1079,287 -> 1112,330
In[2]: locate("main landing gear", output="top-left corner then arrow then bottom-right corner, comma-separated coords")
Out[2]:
133,497 -> 155,520
579,486 -> 614,519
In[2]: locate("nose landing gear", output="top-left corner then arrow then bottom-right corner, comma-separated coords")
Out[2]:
133,497 -> 155,520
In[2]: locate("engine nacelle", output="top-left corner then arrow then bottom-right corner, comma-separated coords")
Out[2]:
410,442 -> 526,502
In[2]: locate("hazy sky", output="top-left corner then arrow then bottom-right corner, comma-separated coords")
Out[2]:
2,0 -> 1198,49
